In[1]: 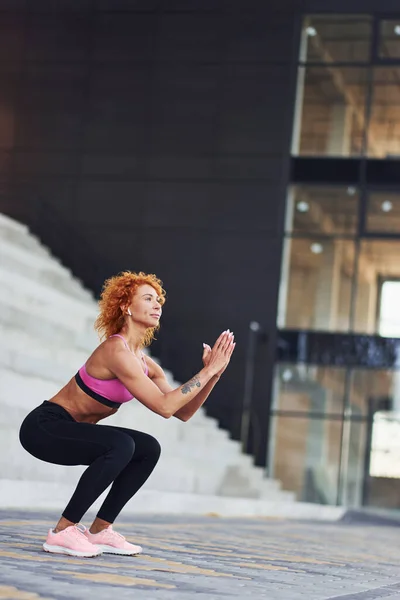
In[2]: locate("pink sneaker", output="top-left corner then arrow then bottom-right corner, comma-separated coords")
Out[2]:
43,523 -> 102,558
84,525 -> 142,556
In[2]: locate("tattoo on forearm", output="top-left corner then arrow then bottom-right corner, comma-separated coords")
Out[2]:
181,376 -> 201,395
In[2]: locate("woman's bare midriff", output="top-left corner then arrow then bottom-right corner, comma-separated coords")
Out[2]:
48,378 -> 119,424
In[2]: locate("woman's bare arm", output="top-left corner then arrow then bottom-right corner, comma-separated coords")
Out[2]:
106,331 -> 232,419
146,357 -> 174,394
173,375 -> 220,421
146,357 -> 219,421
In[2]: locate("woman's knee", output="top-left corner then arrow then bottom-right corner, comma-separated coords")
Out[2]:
145,435 -> 161,462
111,433 -> 136,465
108,428 -> 161,463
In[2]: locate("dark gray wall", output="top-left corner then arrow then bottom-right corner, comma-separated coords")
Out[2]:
0,0 -> 299,466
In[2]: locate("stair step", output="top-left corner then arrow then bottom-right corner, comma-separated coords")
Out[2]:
0,300 -> 97,352
0,325 -> 88,371
0,268 -> 97,318
0,213 -> 28,233
0,237 -> 94,302
0,220 -> 52,258
0,428 -> 265,496
0,479 -> 337,518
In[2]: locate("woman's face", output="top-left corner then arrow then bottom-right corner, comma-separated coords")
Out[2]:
128,284 -> 163,328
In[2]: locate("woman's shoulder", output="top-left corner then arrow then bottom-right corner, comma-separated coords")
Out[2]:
100,335 -> 129,351
143,354 -> 165,377
88,336 -> 126,364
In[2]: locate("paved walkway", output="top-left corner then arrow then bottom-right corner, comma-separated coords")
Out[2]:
0,510 -> 400,599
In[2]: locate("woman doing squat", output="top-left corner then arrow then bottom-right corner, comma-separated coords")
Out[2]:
19,271 -> 235,558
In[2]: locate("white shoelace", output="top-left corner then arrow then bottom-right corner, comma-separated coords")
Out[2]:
70,523 -> 88,540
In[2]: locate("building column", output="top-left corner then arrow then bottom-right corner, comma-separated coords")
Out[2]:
291,26 -> 309,155
354,279 -> 377,334
327,103 -> 353,156
277,189 -> 295,328
313,240 -> 343,331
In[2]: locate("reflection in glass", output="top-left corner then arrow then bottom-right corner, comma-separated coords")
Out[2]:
379,20 -> 400,60
278,237 -> 355,331
366,191 -> 400,233
368,68 -> 400,158
341,369 -> 400,506
349,369 -> 396,416
287,185 -> 358,234
354,240 -> 400,334
273,363 -> 346,414
301,15 -> 372,63
339,416 -> 367,506
268,414 -> 342,503
292,67 -> 368,156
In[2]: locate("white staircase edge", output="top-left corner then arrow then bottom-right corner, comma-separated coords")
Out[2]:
0,213 -> 28,233
0,479 -> 345,520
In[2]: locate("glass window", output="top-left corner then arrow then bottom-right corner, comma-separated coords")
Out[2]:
379,280 -> 400,336
268,413 -> 342,503
370,411 -> 400,478
349,369 -> 396,416
287,185 -> 358,234
301,15 -> 372,63
366,191 -> 400,233
380,280 -> 400,333
278,237 -> 355,331
292,67 -> 368,157
365,409 -> 400,509
354,240 -> 400,334
368,68 -> 400,158
278,13 -> 400,510
378,20 -> 400,60
273,363 -> 346,414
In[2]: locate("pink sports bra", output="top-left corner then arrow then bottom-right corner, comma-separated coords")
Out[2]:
74,334 -> 149,409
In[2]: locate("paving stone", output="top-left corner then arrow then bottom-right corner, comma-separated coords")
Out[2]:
0,511 -> 400,599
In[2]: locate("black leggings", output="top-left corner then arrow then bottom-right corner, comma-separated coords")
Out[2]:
19,401 -> 161,524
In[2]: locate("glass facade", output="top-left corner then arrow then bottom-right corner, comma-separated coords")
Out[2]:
272,14 -> 400,510
379,20 -> 400,59
366,192 -> 400,233
292,15 -> 400,159
293,66 -> 368,157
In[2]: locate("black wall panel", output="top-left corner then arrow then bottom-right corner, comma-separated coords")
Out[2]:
0,0 -> 301,466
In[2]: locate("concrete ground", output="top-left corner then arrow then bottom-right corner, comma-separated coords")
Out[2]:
0,510 -> 400,600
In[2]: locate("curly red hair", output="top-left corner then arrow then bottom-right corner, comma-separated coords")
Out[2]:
94,271 -> 166,346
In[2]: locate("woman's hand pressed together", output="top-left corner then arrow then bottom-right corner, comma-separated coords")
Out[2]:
202,329 -> 236,378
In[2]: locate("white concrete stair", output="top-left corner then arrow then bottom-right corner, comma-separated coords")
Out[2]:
0,479 -> 344,520
0,212 -> 298,516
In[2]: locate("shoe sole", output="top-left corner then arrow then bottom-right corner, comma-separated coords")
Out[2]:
95,544 -> 142,556
43,543 -> 102,558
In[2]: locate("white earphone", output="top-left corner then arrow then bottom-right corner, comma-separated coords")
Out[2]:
127,309 -> 132,316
